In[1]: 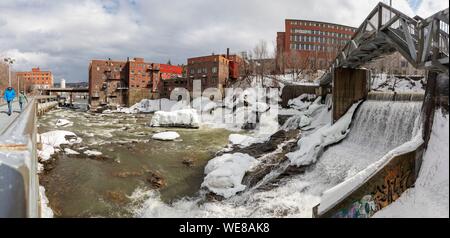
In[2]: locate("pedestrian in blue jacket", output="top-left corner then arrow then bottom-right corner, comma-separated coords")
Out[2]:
3,87 -> 16,116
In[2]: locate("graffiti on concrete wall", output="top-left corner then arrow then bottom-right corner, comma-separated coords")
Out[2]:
332,195 -> 377,218
330,157 -> 414,218
372,164 -> 412,210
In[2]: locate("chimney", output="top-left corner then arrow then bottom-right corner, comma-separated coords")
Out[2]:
226,48 -> 230,59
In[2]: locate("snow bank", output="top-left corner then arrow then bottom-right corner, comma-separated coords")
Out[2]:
39,186 -> 54,218
118,98 -> 186,114
192,97 -> 219,112
152,131 -> 181,141
201,153 -> 260,198
55,119 -> 73,127
318,128 -> 424,215
288,94 -> 316,110
374,110 -> 449,218
150,109 -> 200,128
38,130 -> 82,161
286,102 -> 361,167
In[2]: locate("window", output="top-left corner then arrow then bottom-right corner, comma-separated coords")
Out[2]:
190,68 -> 195,74
197,68 -> 202,74
212,67 -> 218,73
203,68 -> 207,73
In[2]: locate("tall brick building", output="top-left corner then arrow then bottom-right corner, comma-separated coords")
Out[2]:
186,50 -> 243,93
15,67 -> 54,92
88,58 -> 183,107
276,19 -> 357,71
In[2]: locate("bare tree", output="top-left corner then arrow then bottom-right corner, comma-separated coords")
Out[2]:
253,40 -> 268,87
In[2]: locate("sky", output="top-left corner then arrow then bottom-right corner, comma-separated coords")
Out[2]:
0,0 -> 448,83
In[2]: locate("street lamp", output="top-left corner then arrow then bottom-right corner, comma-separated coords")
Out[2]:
3,57 -> 15,87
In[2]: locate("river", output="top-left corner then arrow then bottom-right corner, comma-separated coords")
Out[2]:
38,107 -> 232,217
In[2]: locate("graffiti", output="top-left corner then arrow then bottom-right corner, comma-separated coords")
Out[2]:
372,164 -> 412,210
332,195 -> 377,218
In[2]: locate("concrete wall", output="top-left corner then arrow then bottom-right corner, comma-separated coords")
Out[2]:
332,68 -> 369,122
281,84 -> 319,107
314,144 -> 423,218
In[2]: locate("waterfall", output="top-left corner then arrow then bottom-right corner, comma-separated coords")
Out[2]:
313,100 -> 422,183
367,91 -> 424,102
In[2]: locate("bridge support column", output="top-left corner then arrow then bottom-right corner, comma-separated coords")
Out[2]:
332,67 -> 369,123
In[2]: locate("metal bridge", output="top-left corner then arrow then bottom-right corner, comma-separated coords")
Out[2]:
320,2 -> 449,86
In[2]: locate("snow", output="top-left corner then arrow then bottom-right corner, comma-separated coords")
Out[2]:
118,98 -> 187,114
191,97 -> 219,112
228,134 -> 262,148
287,94 -> 316,110
286,101 -> 361,167
64,148 -> 80,155
201,153 -> 260,198
150,109 -> 200,128
152,131 -> 181,141
39,186 -> 53,218
38,130 -> 82,161
371,73 -> 425,93
84,150 -> 102,156
55,119 -> 73,127
374,110 -> 449,218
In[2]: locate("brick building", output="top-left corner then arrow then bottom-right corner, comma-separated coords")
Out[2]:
276,19 -> 357,72
88,58 -> 183,107
186,50 -> 243,94
15,67 -> 54,92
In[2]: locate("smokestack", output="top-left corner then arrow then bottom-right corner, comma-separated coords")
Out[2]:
227,48 -> 230,59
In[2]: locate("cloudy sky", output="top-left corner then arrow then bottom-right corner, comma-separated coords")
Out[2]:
0,0 -> 447,83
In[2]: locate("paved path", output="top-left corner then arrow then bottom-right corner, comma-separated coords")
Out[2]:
0,100 -> 23,134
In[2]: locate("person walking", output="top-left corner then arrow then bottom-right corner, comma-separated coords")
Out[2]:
18,90 -> 28,112
3,87 -> 16,116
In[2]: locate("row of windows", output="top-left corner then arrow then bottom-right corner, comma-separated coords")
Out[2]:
22,77 -> 51,81
290,35 -> 349,45
290,43 -> 342,52
289,21 -> 356,32
290,29 -> 353,39
189,67 -> 218,74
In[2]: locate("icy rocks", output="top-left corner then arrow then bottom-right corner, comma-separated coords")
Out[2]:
55,119 -> 73,127
150,109 -> 200,128
84,150 -> 103,156
152,131 -> 181,141
201,153 -> 260,198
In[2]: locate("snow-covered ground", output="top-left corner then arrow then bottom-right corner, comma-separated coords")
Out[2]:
371,73 -> 425,93
39,186 -> 54,218
38,130 -> 82,162
374,110 -> 449,218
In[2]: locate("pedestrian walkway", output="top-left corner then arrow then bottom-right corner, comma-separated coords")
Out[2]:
0,101 -> 22,134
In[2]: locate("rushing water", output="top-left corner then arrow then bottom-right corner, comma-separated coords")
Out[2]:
38,107 -> 232,217
39,100 -> 422,218
129,100 -> 422,218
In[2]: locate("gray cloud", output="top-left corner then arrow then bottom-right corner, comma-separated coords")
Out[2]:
0,0 -> 446,83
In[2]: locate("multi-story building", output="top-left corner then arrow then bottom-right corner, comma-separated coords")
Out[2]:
186,50 -> 243,94
15,67 -> 54,92
276,19 -> 357,71
88,58 -> 183,107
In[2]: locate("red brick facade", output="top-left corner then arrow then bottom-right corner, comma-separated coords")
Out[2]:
277,19 -> 357,71
16,67 -> 54,92
186,53 -> 243,94
88,58 -> 183,107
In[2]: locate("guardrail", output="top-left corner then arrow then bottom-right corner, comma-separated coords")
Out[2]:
0,96 -> 58,218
